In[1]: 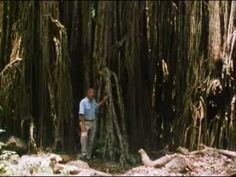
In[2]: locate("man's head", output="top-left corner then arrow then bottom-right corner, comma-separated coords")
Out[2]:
87,88 -> 95,100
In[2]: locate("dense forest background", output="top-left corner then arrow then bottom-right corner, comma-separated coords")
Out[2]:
0,1 -> 236,166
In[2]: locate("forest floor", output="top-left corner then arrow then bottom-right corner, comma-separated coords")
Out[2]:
0,146 -> 235,176
123,150 -> 236,176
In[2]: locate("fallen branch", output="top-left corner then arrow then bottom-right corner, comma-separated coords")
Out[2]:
176,146 -> 208,156
176,146 -> 190,155
138,148 -> 177,168
165,156 -> 193,173
199,144 -> 236,159
138,148 -> 195,173
177,144 -> 236,159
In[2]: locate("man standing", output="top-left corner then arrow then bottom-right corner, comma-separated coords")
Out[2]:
79,88 -> 107,160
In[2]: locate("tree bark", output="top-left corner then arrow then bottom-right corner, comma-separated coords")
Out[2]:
208,1 -> 222,62
1,0 -> 236,165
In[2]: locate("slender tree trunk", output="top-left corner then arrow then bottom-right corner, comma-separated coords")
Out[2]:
208,1 -> 221,62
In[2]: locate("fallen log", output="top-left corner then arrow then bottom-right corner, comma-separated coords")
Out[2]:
67,161 -> 111,176
199,144 -> 236,159
176,146 -> 190,155
138,148 -> 195,173
138,148 -> 177,168
165,156 -> 189,173
4,136 -> 27,155
176,145 -> 235,157
176,146 -> 208,156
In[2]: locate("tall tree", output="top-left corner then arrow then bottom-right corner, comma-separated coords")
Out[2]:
0,1 -> 236,166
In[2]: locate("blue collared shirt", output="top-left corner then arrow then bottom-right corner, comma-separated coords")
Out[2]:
79,97 -> 98,121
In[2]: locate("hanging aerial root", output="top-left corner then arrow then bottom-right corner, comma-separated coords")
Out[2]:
98,67 -> 129,166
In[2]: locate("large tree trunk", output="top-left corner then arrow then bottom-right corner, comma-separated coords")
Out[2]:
208,1 -> 222,62
0,1 -> 74,152
0,0 -> 236,166
92,1 -> 130,166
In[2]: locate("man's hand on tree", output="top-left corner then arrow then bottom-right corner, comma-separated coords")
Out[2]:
97,95 -> 108,107
103,95 -> 108,102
